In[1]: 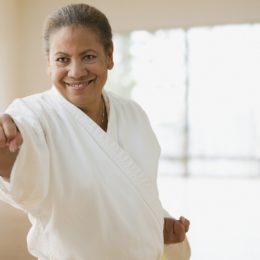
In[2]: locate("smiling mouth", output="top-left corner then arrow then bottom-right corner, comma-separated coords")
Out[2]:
64,79 -> 94,90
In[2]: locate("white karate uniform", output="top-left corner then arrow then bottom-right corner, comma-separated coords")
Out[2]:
0,87 -> 164,260
0,86 -> 191,260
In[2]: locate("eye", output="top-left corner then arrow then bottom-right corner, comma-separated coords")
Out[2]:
56,57 -> 70,64
83,54 -> 97,63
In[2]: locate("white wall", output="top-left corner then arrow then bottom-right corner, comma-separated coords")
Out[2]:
29,0 -> 260,31
158,176 -> 260,260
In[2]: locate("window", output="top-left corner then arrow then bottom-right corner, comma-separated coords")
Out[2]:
106,24 -> 260,177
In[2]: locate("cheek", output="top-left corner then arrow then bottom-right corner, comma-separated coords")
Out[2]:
50,67 -> 67,82
92,63 -> 109,78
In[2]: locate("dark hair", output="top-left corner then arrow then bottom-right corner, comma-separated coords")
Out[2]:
43,3 -> 113,55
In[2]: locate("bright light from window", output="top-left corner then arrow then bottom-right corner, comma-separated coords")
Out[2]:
188,24 -> 260,176
107,24 -> 260,177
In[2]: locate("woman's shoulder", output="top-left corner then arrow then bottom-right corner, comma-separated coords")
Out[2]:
104,90 -> 152,129
8,89 -> 52,109
105,90 -> 146,114
5,89 -> 54,120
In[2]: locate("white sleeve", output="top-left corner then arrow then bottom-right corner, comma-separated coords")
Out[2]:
163,209 -> 191,260
0,101 -> 50,214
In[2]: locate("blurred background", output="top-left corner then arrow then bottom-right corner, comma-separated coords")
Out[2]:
0,0 -> 260,259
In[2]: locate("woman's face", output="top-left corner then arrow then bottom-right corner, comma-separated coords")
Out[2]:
47,25 -> 113,112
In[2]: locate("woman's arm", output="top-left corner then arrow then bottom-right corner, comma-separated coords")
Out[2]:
0,114 -> 23,179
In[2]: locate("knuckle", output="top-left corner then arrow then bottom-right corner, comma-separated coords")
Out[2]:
2,119 -> 17,137
1,113 -> 13,123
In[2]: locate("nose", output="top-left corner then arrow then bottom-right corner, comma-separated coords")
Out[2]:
68,61 -> 87,79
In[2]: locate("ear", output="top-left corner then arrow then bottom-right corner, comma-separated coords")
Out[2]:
106,47 -> 114,70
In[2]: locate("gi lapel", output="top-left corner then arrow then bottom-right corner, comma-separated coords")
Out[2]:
49,87 -> 163,230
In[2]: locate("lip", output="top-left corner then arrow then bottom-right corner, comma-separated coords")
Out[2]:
64,79 -> 95,90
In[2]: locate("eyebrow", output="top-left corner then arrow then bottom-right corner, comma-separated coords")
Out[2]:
55,50 -> 97,56
55,52 -> 69,56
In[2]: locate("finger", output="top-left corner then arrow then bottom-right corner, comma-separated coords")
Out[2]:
0,125 -> 7,147
2,120 -> 18,142
180,216 -> 190,232
164,218 -> 175,244
0,114 -> 14,125
164,218 -> 186,243
1,114 -> 19,142
173,221 -> 185,242
0,114 -> 23,152
164,218 -> 174,232
9,132 -> 23,153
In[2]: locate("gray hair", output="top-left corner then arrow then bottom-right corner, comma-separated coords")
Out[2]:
43,3 -> 113,55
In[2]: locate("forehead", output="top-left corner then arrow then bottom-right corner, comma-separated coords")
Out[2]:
49,25 -> 104,53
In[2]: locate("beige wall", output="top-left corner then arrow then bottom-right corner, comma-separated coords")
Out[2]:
0,0 -> 23,110
0,0 -> 260,110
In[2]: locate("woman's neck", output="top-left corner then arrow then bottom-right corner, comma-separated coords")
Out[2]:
81,95 -> 107,131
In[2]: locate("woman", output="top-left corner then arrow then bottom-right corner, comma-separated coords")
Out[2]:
0,3 -> 190,260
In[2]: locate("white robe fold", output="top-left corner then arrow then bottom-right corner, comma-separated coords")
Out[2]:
0,87 -> 165,260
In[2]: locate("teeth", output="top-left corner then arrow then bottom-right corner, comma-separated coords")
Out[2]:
65,80 -> 93,89
74,84 -> 83,88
